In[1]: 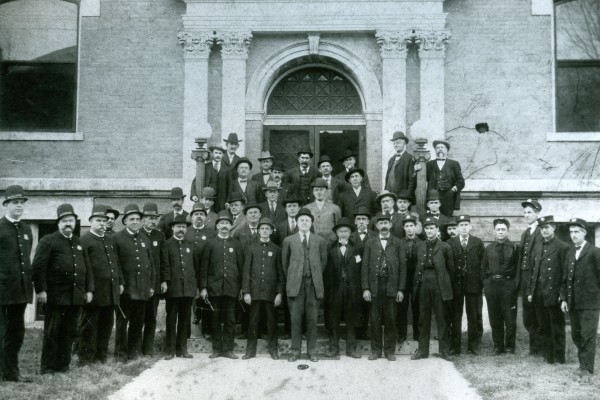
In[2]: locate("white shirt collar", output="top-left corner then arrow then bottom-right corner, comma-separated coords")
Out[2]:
353,187 -> 361,196
5,215 -> 19,223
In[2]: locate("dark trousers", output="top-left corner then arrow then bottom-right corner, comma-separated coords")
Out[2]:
484,279 -> 517,352
211,296 -> 236,354
280,295 -> 292,336
142,294 -> 160,355
534,297 -> 565,364
370,294 -> 397,357
165,297 -> 193,356
438,189 -> 455,217
246,300 -> 278,356
78,305 -> 115,363
288,277 -> 319,356
520,270 -> 540,352
570,308 -> 600,373
0,303 -> 27,380
418,270 -> 450,356
398,270 -> 419,342
450,290 -> 483,353
115,294 -> 147,360
41,304 -> 81,373
328,283 -> 357,354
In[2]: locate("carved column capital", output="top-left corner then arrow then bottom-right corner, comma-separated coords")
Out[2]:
414,30 -> 451,59
177,31 -> 215,60
375,30 -> 411,59
217,31 -> 253,60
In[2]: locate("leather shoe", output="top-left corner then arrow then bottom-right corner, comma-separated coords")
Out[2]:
221,352 -> 238,359
288,354 -> 299,362
437,353 -> 452,361
325,350 -> 338,358
346,352 -> 361,359
386,354 -> 396,361
309,355 -> 319,362
269,352 -> 279,360
179,353 -> 193,359
468,349 -> 478,356
242,354 -> 255,360
411,351 -> 428,360
209,353 -> 220,359
164,354 -> 175,360
448,349 -> 459,356
368,354 -> 379,360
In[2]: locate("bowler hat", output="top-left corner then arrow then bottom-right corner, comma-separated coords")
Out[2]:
295,208 -> 314,222
190,202 -> 208,217
567,217 -> 587,231
169,187 -> 186,199
332,217 -> 356,233
345,168 -> 364,183
317,155 -> 333,168
106,206 -> 120,219
521,199 -> 542,212
272,161 -> 287,172
233,157 -> 253,170
537,215 -> 555,226
142,202 -> 160,217
353,206 -> 371,218
493,218 -> 510,228
282,198 -> 302,207
376,190 -> 397,204
57,203 -> 78,221
311,178 -> 329,188
209,145 -> 227,154
88,204 -> 108,221
121,204 -> 143,223
391,131 -> 409,144
257,151 -> 274,161
395,190 -> 411,201
339,149 -> 358,162
296,147 -> 313,158
169,214 -> 191,228
227,192 -> 246,204
422,217 -> 439,227
257,217 -> 275,230
426,190 -> 440,201
223,133 -> 243,144
402,215 -> 418,226
456,215 -> 471,223
262,181 -> 282,192
2,185 -> 28,206
200,187 -> 216,200
243,203 -> 262,214
215,210 -> 233,225
432,140 -> 450,151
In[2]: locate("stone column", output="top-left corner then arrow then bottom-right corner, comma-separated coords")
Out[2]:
410,30 -> 450,151
376,30 -> 410,189
218,31 -> 252,156
178,31 -> 214,201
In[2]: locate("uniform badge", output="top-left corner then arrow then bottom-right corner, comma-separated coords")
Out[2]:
77,245 -> 83,251
355,255 -> 362,263
268,251 -> 273,257
229,248 -> 234,253
186,248 -> 190,253
23,234 -> 29,241
153,241 -> 158,247
141,242 -> 146,248
202,236 -> 206,240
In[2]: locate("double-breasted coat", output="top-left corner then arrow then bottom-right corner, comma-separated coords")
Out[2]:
360,235 -> 407,298
80,232 -> 122,306
139,228 -> 170,293
158,211 -> 190,241
112,229 -> 155,301
200,236 -> 244,298
165,237 -> 201,298
0,217 -> 33,305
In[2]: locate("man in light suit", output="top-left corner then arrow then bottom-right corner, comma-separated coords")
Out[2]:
426,140 -> 464,217
227,192 -> 247,236
384,131 -> 417,203
282,208 -> 328,362
305,178 -> 341,241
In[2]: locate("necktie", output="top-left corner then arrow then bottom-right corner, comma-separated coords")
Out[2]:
270,204 -> 276,213
461,238 -> 467,249
575,245 -> 582,251
214,162 -> 220,171
408,239 -> 414,259
290,219 -> 296,232
340,244 -> 346,257
302,234 -> 308,248
359,233 -> 366,241
251,228 -> 257,236
302,167 -> 308,175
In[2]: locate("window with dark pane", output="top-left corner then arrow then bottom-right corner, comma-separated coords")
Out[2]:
0,0 -> 79,132
267,67 -> 362,115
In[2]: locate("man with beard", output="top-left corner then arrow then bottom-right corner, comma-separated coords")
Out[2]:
163,216 -> 200,360
385,131 -> 417,202
305,178 -> 341,240
78,205 -> 123,365
113,204 -> 155,361
335,149 -> 371,190
158,187 -> 189,239
0,185 -> 34,382
397,215 -> 422,345
33,204 -> 94,374
284,148 -> 320,205
361,214 -> 405,361
317,156 -> 344,205
105,206 -> 120,236
139,202 -> 169,357
192,146 -> 231,212
229,158 -> 260,205
338,169 -> 378,220
444,219 -> 458,240
200,211 -> 244,359
426,140 -> 464,217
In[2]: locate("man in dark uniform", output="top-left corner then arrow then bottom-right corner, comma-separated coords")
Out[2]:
397,215 -> 422,344
200,210 -> 244,359
338,168 -> 378,220
426,140 -> 464,217
447,215 -> 485,355
335,149 -> 371,190
517,198 -> 543,355
384,131 -> 416,202
0,185 -> 34,382
78,205 -> 124,365
229,158 -> 261,205
482,218 -> 519,355
361,214 -> 406,361
284,147 -> 320,205
562,218 -> 600,376
139,202 -> 169,356
242,218 -> 283,360
282,208 -> 327,362
527,215 -> 569,364
318,155 -> 345,205
411,217 -> 453,360
105,206 -> 120,236
158,187 -> 189,239
113,204 -> 156,361
325,218 -> 363,358
33,204 -> 94,374
163,216 -> 200,360
260,181 -> 287,225
444,219 -> 458,240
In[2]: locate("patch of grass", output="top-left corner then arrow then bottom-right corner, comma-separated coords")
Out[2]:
2,328 -> 164,400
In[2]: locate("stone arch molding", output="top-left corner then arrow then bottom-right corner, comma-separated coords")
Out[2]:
246,40 -> 383,116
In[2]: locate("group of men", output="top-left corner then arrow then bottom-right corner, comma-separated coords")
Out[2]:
1,131 -> 599,383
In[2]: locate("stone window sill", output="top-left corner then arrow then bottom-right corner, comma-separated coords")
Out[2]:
0,132 -> 84,141
546,132 -> 600,142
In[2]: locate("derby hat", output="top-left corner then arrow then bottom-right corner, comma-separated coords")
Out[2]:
317,155 -> 333,168
223,133 -> 243,144
57,203 -> 78,221
190,202 -> 208,217
376,190 -> 397,204
345,168 -> 365,183
296,147 -> 314,158
353,206 -> 372,218
262,181 -> 282,191
142,202 -> 160,217
105,206 -> 120,219
121,203 -> 143,223
200,187 -> 216,199
272,161 -> 287,172
209,145 -> 227,154
432,140 -> 450,151
295,207 -> 314,221
88,204 -> 108,221
395,190 -> 411,200
227,192 -> 247,204
169,187 -> 186,199
311,178 -> 329,188
282,198 -> 302,207
391,131 -> 409,144
233,157 -> 253,170
2,185 -> 28,206
215,210 -> 233,225
257,151 -> 274,161
339,149 -> 358,162
169,214 -> 191,227
332,217 -> 356,233
426,190 -> 440,201
243,203 -> 262,214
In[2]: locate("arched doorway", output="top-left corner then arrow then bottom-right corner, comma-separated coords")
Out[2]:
263,65 -> 366,174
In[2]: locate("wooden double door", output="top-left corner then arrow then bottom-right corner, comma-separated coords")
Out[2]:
264,125 -> 366,175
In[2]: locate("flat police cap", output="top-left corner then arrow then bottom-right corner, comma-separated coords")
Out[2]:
375,213 -> 391,222
402,215 -> 418,226
456,215 -> 471,223
567,218 -> 587,230
537,215 -> 555,226
422,217 -> 439,227
521,198 -> 542,212
493,218 -> 510,228
262,181 -> 282,191
257,217 -> 275,230
443,218 -> 457,228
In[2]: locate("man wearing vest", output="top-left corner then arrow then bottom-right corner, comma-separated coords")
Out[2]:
398,215 -> 422,344
284,147 -> 320,206
158,187 -> 189,239
384,131 -> 417,202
